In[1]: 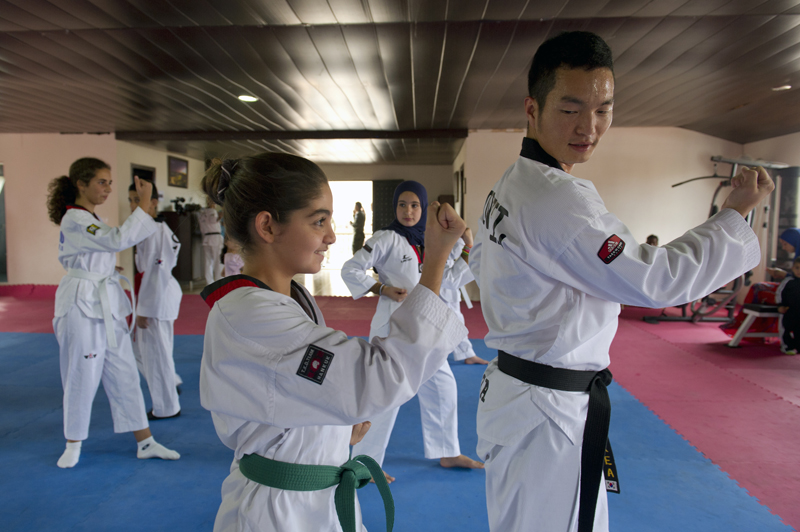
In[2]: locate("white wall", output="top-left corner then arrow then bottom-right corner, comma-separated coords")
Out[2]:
0,133 -> 117,285
744,131 -> 800,165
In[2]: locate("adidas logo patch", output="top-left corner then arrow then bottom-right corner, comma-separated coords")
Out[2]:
598,235 -> 625,264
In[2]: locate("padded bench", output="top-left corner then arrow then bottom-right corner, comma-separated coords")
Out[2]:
727,303 -> 782,347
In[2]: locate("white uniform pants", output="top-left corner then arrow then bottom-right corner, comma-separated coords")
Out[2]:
54,307 -> 149,441
446,299 -> 476,361
478,417 -> 609,532
203,234 -> 224,286
133,318 -> 181,417
352,360 -> 460,465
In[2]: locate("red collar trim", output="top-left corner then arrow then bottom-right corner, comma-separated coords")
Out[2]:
200,275 -> 270,308
67,204 -> 100,220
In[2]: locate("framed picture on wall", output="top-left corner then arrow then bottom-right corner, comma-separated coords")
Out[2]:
168,156 -> 188,188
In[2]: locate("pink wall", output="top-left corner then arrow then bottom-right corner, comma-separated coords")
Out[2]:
0,133 -> 117,285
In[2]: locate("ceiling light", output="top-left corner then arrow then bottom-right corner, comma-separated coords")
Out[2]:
771,85 -> 791,91
238,95 -> 258,102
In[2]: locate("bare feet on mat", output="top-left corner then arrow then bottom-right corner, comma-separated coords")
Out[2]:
440,455 -> 484,469
370,470 -> 395,484
464,356 -> 489,365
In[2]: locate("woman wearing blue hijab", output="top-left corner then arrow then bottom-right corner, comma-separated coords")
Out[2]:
341,181 -> 483,482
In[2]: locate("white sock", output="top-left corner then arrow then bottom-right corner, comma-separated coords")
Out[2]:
57,441 -> 82,468
136,436 -> 180,460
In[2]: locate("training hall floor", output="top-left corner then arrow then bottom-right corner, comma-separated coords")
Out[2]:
0,283 -> 798,531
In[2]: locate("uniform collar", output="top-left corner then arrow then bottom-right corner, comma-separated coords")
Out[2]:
201,274 -> 271,308
200,274 -> 318,324
520,137 -> 562,171
66,204 -> 100,220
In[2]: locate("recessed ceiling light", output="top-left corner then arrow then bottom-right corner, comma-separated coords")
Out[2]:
771,85 -> 791,91
238,95 -> 258,102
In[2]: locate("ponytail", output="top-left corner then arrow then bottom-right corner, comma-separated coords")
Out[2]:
47,176 -> 76,224
201,154 -> 328,255
46,157 -> 110,224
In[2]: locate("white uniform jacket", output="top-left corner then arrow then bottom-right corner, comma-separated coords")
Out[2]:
197,207 -> 222,237
55,205 -> 157,320
200,275 -> 466,532
471,138 -> 760,529
440,238 -> 474,309
135,220 -> 182,320
341,229 -> 471,336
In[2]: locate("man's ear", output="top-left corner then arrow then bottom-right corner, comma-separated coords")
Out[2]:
253,211 -> 277,244
523,96 -> 538,137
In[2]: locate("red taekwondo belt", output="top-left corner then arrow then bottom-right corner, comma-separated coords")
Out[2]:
497,351 -> 616,532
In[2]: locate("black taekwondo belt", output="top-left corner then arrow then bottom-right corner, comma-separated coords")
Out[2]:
497,351 -> 615,532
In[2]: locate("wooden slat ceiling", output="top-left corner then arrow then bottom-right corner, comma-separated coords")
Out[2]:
2,0 -> 800,164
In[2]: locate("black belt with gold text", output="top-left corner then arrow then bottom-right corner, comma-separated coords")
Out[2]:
497,351 -> 618,532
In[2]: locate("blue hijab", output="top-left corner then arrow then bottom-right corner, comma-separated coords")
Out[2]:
780,228 -> 800,259
382,180 -> 428,247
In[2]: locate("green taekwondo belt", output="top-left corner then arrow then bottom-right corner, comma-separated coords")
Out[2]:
238,453 -> 394,532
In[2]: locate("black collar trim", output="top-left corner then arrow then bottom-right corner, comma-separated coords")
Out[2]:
520,137 -> 562,171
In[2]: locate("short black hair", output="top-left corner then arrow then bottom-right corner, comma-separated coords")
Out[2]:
793,257 -> 800,266
528,31 -> 614,110
128,180 -> 159,199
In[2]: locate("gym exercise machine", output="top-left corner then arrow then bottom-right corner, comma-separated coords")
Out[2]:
642,155 -> 788,324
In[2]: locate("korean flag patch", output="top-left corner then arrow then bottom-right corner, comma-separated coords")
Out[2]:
598,234 -> 625,264
86,224 -> 100,235
296,345 -> 334,385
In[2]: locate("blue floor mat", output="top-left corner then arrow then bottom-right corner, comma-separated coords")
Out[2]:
0,333 -> 791,531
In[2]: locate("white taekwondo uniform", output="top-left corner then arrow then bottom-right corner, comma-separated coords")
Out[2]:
197,207 -> 223,285
341,229 -> 472,465
470,138 -> 761,532
133,219 -> 182,417
200,275 -> 466,532
441,238 -> 478,362
54,205 -> 158,441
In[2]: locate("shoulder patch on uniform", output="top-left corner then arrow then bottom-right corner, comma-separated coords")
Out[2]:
363,244 -> 372,253
598,235 -> 625,264
296,345 -> 334,385
86,224 -> 100,235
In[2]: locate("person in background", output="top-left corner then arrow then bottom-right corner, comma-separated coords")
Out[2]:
721,227 -> 800,341
352,201 -> 366,254
776,257 -> 800,355
223,237 -> 244,277
128,181 -> 182,420
198,196 -> 224,286
342,180 -> 484,483
646,234 -> 658,246
443,228 -> 489,365
47,157 -> 180,468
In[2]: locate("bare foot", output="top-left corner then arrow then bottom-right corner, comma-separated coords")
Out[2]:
464,356 -> 489,365
369,470 -> 395,484
440,455 -> 484,469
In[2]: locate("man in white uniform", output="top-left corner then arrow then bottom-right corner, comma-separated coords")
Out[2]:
470,31 -> 774,532
129,183 -> 182,419
198,197 -> 224,286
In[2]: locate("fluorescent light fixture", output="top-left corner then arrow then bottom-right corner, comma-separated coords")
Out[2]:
238,95 -> 258,102
771,85 -> 792,91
